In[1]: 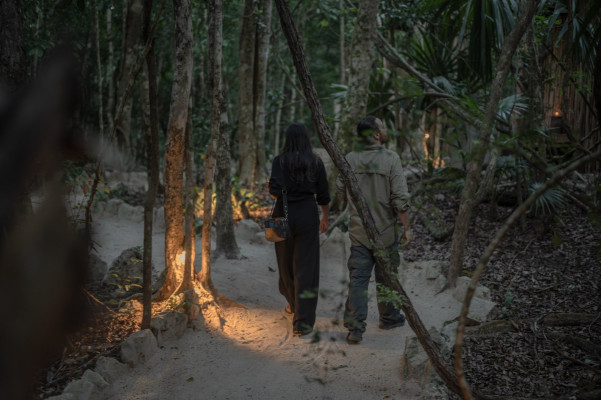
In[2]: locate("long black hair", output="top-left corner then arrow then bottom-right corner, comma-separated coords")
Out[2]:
279,123 -> 321,185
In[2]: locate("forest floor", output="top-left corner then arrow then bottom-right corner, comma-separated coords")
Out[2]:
35,177 -> 601,400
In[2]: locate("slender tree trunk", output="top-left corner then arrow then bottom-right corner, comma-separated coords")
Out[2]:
275,2 -> 478,398
447,0 -> 540,289
181,107 -> 195,292
273,72 -> 286,153
155,0 -> 194,301
198,0 -> 221,290
253,0 -> 273,180
237,0 -> 257,187
141,0 -> 160,328
106,7 -> 115,137
339,0 -> 379,153
115,0 -> 144,154
94,1 -> 105,136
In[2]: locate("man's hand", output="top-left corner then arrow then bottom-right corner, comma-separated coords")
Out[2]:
401,228 -> 413,248
319,217 -> 328,233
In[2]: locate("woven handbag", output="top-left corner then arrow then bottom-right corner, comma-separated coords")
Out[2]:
264,189 -> 290,242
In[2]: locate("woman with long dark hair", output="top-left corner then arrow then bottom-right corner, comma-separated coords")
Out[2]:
268,123 -> 330,336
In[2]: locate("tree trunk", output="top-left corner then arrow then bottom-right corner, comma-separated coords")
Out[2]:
237,0 -> 257,187
447,1 -> 540,290
115,0 -> 144,154
155,0 -> 193,301
339,0 -> 379,153
93,1 -> 105,136
106,7 -> 116,137
198,0 -> 221,290
273,72 -> 286,153
253,0 -> 273,180
274,1 -> 478,398
0,0 -> 25,92
141,0 -> 160,329
181,107 -> 196,292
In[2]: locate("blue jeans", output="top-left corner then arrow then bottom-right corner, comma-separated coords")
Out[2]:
344,244 -> 403,333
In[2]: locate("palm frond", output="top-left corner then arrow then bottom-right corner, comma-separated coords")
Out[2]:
528,183 -> 568,216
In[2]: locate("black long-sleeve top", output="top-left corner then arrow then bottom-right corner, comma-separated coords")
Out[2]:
269,155 -> 330,205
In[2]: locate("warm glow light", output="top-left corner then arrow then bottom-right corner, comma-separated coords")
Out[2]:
554,111 -> 560,117
424,132 -> 430,139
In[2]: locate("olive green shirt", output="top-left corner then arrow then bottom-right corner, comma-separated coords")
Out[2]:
336,144 -> 410,249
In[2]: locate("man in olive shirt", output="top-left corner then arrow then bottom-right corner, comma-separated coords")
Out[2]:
336,115 -> 413,344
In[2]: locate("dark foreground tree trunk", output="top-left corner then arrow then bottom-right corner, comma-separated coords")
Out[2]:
0,0 -> 25,92
274,1 -> 478,398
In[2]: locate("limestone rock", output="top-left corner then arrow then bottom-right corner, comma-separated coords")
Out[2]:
103,247 -> 161,298
466,297 -> 498,323
88,253 -> 108,283
401,327 -> 441,380
423,261 -> 444,280
320,228 -> 351,258
46,394 -> 76,400
95,356 -> 129,383
150,310 -> 189,346
236,219 -> 262,243
63,379 -> 101,400
120,329 -> 158,367
81,370 -> 109,390
452,276 -> 491,302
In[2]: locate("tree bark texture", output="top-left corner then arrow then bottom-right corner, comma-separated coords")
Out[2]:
106,7 -> 116,137
181,108 -> 196,292
155,0 -> 193,301
197,0 -> 221,290
237,0 -> 257,186
447,0 -> 540,292
0,0 -> 25,92
339,0 -> 379,153
115,0 -> 144,153
253,0 -> 273,179
274,1 -> 478,398
94,1 -> 105,136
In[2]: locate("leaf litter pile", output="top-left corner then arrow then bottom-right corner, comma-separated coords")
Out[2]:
35,283 -> 143,399
404,187 -> 601,399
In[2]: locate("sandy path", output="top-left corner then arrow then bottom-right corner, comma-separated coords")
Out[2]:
92,212 -> 458,400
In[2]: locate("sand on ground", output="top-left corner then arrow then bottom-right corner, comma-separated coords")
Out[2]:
91,210 -> 460,400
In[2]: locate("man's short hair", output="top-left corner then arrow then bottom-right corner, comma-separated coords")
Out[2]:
357,115 -> 380,143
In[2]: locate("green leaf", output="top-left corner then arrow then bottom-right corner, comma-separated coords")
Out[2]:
551,231 -> 562,247
186,377 -> 194,382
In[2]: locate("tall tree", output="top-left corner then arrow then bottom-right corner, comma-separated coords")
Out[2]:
237,0 -> 274,189
141,0 -> 161,328
114,0 -> 144,154
253,0 -> 273,178
155,0 -> 194,301
237,0 -> 257,187
339,0 -> 379,152
199,0 -> 223,288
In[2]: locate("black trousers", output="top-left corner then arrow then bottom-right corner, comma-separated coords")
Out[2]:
274,198 -> 320,331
